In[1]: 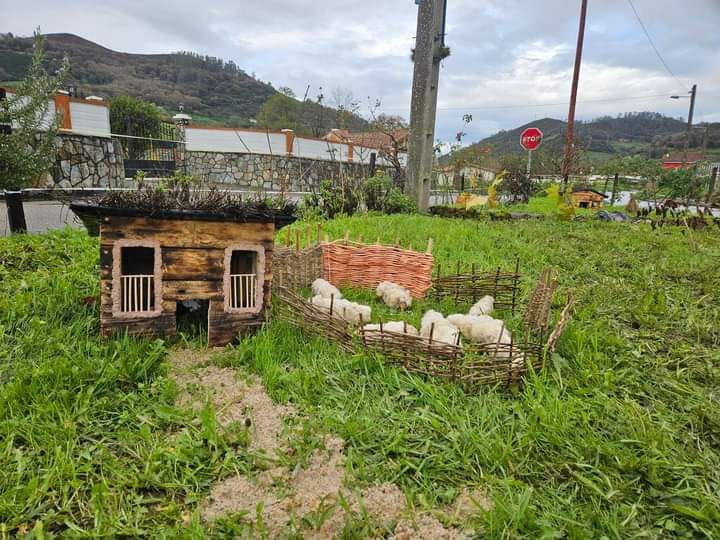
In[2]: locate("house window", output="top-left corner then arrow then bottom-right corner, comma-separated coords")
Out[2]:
579,201 -> 589,209
225,245 -> 264,313
229,250 -> 257,309
120,246 -> 156,313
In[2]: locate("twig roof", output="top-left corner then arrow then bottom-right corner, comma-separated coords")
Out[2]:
70,184 -> 297,232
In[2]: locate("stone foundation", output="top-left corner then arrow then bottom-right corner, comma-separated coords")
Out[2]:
185,151 -> 369,192
46,133 -> 125,188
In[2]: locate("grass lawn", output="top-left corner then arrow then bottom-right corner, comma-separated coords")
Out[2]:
1,215 -> 719,537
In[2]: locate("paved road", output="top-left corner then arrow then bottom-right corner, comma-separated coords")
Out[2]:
0,201 -> 84,236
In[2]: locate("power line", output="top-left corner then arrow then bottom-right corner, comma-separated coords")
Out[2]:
437,92 -> 687,111
625,0 -> 685,88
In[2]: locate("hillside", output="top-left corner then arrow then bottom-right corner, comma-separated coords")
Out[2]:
0,32 -> 368,132
469,112 -> 720,159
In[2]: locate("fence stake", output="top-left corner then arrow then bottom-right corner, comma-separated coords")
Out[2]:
295,230 -> 300,253
5,191 -> 28,234
471,262 -> 477,303
316,223 -> 322,245
426,237 -> 433,254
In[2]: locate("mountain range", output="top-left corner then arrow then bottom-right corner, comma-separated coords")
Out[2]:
0,32 -> 367,132
467,113 -> 719,160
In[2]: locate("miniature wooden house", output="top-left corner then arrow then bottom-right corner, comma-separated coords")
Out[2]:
71,203 -> 294,346
570,187 -> 607,209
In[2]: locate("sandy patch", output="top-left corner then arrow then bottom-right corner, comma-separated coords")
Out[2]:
169,347 -> 479,538
168,347 -> 295,456
392,514 -> 468,540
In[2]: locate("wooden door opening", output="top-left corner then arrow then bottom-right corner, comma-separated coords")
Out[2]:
176,299 -> 209,342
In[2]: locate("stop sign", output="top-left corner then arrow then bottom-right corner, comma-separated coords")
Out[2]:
520,127 -> 543,151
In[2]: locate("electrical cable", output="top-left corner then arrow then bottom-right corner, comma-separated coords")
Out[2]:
626,0 -> 687,89
437,92 -> 688,111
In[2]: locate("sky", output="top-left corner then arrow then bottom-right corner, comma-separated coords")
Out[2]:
3,0 -> 719,144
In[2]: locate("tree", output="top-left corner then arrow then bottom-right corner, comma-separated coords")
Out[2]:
497,154 -> 533,203
0,30 -> 68,190
278,86 -> 296,98
331,87 -> 359,129
366,102 -> 410,189
256,93 -> 299,131
109,95 -> 162,137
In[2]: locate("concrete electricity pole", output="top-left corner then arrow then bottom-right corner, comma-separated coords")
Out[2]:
407,0 -> 446,212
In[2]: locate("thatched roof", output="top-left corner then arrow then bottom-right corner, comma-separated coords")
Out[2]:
70,186 -> 296,235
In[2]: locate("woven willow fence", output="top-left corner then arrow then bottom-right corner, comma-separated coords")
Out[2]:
272,238 -> 573,391
431,258 -> 521,311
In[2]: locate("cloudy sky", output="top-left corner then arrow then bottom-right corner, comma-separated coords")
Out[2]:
3,0 -> 719,143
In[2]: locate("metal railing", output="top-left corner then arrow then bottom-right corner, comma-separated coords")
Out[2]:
229,273 -> 257,309
121,275 -> 155,312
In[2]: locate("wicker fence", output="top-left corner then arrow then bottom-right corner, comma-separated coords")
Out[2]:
272,239 -> 573,391
323,241 -> 434,298
431,258 -> 521,312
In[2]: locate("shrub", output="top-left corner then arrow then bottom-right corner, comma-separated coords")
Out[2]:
362,174 -> 416,214
302,179 -> 360,219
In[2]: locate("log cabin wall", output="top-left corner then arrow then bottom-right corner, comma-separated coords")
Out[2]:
571,191 -> 605,209
99,215 -> 275,346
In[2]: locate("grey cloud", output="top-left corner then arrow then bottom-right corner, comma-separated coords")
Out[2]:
4,0 -> 719,142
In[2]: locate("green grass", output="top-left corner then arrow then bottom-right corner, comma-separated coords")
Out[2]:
1,215 -> 720,537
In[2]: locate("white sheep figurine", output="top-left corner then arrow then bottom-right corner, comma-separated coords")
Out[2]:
446,314 -> 512,348
375,281 -> 413,311
420,310 -> 462,347
468,295 -> 494,316
375,281 -> 396,298
309,295 -> 370,324
311,278 -> 342,299
362,321 -> 419,336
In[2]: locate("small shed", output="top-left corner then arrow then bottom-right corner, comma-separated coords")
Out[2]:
71,201 -> 295,346
570,186 -> 607,209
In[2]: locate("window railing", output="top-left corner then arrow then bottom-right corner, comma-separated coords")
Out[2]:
121,275 -> 155,313
230,273 -> 257,309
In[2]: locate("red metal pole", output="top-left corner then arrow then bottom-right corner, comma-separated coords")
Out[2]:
562,0 -> 588,193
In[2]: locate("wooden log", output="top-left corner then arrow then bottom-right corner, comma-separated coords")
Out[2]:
100,217 -> 275,249
162,280 -> 223,301
162,248 -> 225,280
207,299 -> 265,347
101,312 -> 176,339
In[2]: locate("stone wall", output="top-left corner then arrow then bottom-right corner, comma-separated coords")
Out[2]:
45,133 -> 125,188
184,151 -> 370,192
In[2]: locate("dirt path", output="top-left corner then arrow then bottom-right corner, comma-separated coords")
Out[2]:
168,347 -> 490,538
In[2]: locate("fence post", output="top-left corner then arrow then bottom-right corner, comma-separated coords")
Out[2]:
54,92 -> 72,130
369,152 -> 377,177
282,129 -> 295,157
173,115 -> 190,175
347,144 -> 354,163
5,191 -> 28,234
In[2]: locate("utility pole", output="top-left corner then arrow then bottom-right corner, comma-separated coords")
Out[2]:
407,0 -> 446,212
561,0 -> 588,194
682,84 -> 697,166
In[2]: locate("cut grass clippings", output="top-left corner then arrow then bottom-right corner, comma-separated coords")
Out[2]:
1,214 -> 719,537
